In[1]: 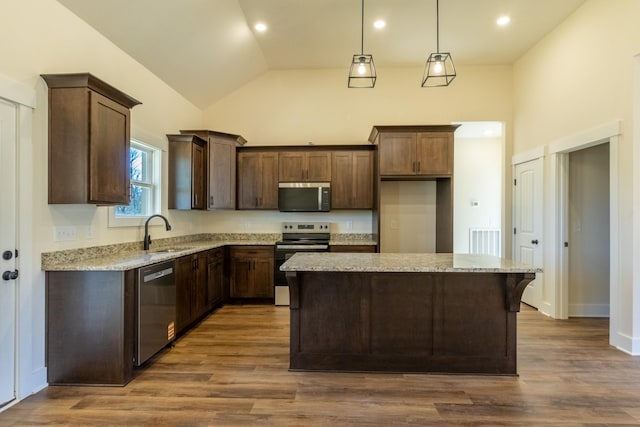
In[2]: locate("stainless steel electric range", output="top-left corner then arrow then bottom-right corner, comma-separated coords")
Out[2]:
274,222 -> 331,306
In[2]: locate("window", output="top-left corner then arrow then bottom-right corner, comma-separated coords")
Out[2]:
109,140 -> 161,227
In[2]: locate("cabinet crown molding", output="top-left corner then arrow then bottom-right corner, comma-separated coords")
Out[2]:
368,124 -> 461,143
41,73 -> 141,109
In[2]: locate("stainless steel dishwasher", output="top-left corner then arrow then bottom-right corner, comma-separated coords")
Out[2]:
135,260 -> 176,366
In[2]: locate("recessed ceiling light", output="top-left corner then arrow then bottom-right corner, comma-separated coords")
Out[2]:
374,20 -> 386,29
254,23 -> 267,32
496,16 -> 511,26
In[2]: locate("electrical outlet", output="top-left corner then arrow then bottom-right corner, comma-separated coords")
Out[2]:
85,226 -> 94,239
54,226 -> 77,241
346,220 -> 353,230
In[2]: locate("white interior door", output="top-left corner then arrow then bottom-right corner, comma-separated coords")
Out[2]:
513,158 -> 543,308
0,98 -> 17,407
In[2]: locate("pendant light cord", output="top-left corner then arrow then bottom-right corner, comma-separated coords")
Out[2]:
436,0 -> 440,53
360,0 -> 365,55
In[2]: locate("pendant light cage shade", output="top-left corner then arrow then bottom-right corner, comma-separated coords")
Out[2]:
421,0 -> 456,87
348,54 -> 377,88
422,52 -> 456,87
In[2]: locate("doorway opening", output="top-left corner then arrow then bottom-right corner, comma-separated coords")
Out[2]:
567,143 -> 610,318
549,120 -> 620,348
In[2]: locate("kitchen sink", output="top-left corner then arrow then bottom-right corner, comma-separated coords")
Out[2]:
149,246 -> 194,253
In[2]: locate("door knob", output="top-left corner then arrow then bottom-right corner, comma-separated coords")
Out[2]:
531,239 -> 539,245
2,269 -> 18,280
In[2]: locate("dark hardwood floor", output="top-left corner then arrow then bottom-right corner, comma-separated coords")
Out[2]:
2,304 -> 640,426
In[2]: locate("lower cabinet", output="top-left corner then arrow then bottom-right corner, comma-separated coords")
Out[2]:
46,270 -> 135,386
207,248 -> 225,308
230,246 -> 274,299
176,251 -> 208,334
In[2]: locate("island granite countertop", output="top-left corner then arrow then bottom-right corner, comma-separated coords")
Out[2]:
280,252 -> 542,273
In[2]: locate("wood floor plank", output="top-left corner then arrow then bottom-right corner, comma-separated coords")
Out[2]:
2,304 -> 640,426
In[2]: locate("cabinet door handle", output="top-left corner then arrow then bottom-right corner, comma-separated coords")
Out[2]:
195,194 -> 198,206
412,161 -> 416,172
417,161 -> 420,172
210,196 -> 214,207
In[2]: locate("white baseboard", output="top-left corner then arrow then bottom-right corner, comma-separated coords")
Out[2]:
613,331 -> 640,356
568,304 -> 609,317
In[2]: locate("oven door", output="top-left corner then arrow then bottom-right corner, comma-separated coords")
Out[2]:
274,245 -> 328,306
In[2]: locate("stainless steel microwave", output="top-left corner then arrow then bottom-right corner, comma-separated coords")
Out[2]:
278,182 -> 331,212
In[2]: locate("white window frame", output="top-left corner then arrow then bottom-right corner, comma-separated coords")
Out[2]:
108,139 -> 162,227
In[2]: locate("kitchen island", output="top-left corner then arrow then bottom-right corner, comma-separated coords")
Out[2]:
281,253 -> 540,375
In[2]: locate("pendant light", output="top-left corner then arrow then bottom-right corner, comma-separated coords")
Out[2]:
422,0 -> 456,87
348,0 -> 376,88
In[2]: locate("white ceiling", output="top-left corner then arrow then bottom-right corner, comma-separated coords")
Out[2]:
57,0 -> 585,109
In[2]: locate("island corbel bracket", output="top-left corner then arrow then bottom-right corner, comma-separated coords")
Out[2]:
286,272 -> 300,309
505,272 -> 536,312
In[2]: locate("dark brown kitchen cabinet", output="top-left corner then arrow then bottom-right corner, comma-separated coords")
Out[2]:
168,134 -> 207,210
230,246 -> 274,299
331,151 -> 373,209
278,151 -> 331,182
180,130 -> 247,210
207,248 -> 225,308
237,151 -> 278,209
372,126 -> 456,177
46,270 -> 136,385
175,252 -> 208,334
41,73 -> 141,205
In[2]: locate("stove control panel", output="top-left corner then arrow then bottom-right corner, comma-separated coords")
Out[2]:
281,222 -> 331,233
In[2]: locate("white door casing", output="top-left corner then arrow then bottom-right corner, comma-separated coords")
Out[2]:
0,97 -> 17,407
513,158 -> 544,308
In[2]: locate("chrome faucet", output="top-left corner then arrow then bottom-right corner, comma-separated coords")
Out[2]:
143,214 -> 172,251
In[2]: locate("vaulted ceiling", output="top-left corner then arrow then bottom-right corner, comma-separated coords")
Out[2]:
57,0 -> 585,109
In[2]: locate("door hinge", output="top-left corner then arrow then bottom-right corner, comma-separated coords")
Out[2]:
513,227 -> 517,235
514,179 -> 517,186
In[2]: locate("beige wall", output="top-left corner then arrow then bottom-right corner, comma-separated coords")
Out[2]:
513,0 -> 640,352
204,66 -> 513,146
380,181 -> 437,253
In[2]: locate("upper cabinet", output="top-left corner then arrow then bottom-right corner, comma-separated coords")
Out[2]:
370,125 -> 458,177
331,150 -> 374,209
41,73 -> 141,205
237,151 -> 279,210
167,134 -> 207,210
180,130 -> 246,210
278,151 -> 331,182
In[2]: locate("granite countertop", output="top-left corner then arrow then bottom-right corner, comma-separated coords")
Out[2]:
280,253 -> 542,273
42,239 -> 275,271
328,239 -> 377,246
42,233 -> 377,271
